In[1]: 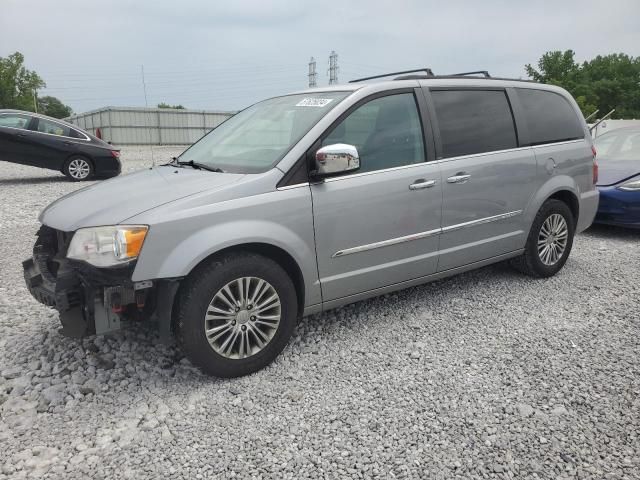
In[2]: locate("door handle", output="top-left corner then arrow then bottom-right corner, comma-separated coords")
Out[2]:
447,173 -> 471,184
409,179 -> 436,190
16,132 -> 27,137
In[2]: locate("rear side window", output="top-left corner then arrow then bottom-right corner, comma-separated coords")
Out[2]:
517,89 -> 584,145
36,118 -> 71,137
431,90 -> 518,158
68,128 -> 87,139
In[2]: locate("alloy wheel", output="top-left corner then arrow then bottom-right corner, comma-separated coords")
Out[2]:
204,277 -> 282,359
68,158 -> 91,179
537,213 -> 569,266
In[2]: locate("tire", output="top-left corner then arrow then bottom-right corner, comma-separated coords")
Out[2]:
175,252 -> 298,378
63,156 -> 94,181
511,199 -> 575,278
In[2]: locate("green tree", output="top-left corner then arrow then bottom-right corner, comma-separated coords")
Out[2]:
0,52 -> 45,111
37,95 -> 72,118
525,50 -> 640,119
157,102 -> 185,109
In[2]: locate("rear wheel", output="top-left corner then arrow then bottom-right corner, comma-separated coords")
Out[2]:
176,253 -> 298,378
63,156 -> 94,181
511,199 -> 575,278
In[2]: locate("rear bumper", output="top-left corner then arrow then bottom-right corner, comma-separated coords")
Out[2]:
94,155 -> 121,177
595,186 -> 640,228
577,189 -> 599,233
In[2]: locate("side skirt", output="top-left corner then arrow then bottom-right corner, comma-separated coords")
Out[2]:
320,250 -> 523,313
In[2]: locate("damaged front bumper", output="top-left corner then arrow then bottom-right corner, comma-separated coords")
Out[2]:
23,225 -> 178,339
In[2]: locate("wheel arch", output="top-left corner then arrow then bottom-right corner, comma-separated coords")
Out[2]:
526,176 -> 580,227
183,242 -> 306,319
548,189 -> 579,225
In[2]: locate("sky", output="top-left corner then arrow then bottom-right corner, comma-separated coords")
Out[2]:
2,0 -> 639,113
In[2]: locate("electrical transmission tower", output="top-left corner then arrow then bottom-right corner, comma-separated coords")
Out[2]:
308,57 -> 317,87
328,51 -> 339,85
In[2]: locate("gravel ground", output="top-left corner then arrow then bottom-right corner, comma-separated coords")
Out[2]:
0,146 -> 639,479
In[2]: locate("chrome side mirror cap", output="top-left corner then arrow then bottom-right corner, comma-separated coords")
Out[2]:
314,144 -> 360,177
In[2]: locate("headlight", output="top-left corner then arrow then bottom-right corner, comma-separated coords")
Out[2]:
67,225 -> 148,267
618,179 -> 640,191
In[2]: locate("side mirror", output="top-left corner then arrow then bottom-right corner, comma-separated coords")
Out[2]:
314,144 -> 360,177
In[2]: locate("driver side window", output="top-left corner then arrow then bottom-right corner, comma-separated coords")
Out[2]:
322,93 -> 425,173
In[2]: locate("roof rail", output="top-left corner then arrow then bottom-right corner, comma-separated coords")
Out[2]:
450,70 -> 491,78
349,68 -> 434,83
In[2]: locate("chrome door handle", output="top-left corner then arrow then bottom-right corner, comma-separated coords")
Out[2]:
447,174 -> 471,184
409,179 -> 436,190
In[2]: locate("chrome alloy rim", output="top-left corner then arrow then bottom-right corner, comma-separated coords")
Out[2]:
204,277 -> 281,359
537,213 -> 569,265
68,158 -> 91,179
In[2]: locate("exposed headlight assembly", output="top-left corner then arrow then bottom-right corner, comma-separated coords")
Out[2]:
618,178 -> 640,191
67,225 -> 148,267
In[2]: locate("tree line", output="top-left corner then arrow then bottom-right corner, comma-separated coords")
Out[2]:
2,50 -> 639,119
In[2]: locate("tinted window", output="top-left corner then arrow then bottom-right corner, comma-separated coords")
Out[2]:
0,113 -> 31,129
323,93 -> 425,173
36,118 -> 71,137
68,128 -> 87,139
518,89 -> 584,145
432,90 -> 517,158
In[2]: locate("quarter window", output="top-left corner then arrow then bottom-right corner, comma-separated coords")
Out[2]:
36,118 -> 71,137
431,90 -> 518,158
517,89 -> 584,145
322,93 -> 425,173
0,113 -> 31,129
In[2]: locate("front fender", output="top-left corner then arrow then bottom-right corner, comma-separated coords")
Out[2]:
130,185 -> 321,307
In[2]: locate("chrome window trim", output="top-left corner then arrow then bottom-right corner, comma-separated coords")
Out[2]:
332,210 -> 523,258
33,116 -> 91,142
276,182 -> 310,191
315,139 -> 586,183
323,161 -> 431,183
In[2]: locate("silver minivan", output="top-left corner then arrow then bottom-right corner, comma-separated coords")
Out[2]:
23,70 -> 599,377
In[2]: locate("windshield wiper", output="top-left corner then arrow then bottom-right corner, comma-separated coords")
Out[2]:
176,159 -> 224,173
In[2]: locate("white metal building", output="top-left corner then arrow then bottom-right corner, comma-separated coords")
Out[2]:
67,107 -> 235,145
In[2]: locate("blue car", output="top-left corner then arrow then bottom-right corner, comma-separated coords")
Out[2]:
594,127 -> 640,228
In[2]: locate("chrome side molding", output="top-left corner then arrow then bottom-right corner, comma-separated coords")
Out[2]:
333,228 -> 441,258
332,210 -> 523,258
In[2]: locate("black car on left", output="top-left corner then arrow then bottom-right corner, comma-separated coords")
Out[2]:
0,109 -> 121,181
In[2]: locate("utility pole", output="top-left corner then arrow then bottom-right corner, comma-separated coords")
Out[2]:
328,51 -> 339,85
140,64 -> 155,166
308,57 -> 317,88
33,90 -> 38,113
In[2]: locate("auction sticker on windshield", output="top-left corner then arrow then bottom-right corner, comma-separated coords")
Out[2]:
295,98 -> 334,107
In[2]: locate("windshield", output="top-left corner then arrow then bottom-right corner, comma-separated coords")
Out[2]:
177,92 -> 350,173
595,129 -> 640,161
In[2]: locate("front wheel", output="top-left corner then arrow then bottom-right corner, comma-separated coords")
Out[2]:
511,199 -> 575,278
175,253 -> 298,378
63,156 -> 94,181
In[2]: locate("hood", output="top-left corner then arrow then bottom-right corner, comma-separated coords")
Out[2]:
597,158 -> 640,187
40,166 -> 245,231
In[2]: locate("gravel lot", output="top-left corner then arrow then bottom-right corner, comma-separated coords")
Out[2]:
0,146 -> 639,479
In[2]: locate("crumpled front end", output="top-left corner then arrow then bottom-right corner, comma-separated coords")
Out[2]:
23,225 -> 175,338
